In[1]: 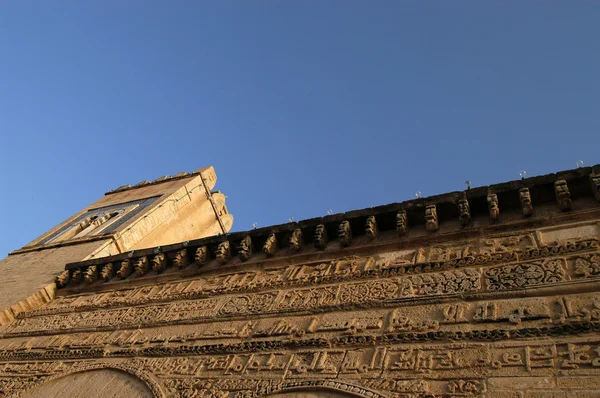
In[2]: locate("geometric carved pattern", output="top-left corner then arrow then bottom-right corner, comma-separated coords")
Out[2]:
4,187 -> 600,398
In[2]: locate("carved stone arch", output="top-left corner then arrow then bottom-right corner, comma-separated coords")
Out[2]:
18,362 -> 165,398
265,380 -> 387,398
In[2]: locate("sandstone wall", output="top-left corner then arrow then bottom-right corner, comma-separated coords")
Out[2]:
1,166 -> 598,398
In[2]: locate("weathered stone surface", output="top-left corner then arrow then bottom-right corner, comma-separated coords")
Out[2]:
1,165 -> 600,398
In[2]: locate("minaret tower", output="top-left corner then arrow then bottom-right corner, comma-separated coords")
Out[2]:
0,166 -> 233,325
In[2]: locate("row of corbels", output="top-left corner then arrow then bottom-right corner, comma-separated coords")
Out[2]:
487,179 -> 574,222
516,179 -> 576,218
56,177 -> 595,288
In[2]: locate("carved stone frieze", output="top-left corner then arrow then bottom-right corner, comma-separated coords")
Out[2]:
13,249 -> 600,336
32,236 -> 599,318
313,224 -> 328,250
484,259 -> 567,290
573,253 -> 600,278
338,221 -> 352,247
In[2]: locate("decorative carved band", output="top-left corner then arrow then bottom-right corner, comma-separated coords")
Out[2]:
31,237 -> 599,318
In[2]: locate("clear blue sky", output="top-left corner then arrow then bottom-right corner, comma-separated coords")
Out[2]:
1,2 -> 598,257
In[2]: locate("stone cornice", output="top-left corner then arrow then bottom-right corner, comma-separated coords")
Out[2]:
59,164 -> 600,291
104,168 -> 207,195
40,237 -> 600,315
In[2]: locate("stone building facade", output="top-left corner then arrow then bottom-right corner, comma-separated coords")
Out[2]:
1,165 -> 600,398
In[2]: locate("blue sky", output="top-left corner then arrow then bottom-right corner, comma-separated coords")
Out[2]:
0,2 -> 598,257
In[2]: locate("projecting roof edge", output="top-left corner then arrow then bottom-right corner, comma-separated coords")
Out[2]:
62,164 -> 600,279
104,167 -> 212,196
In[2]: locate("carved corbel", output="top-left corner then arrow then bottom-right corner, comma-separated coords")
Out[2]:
313,224 -> 328,250
215,241 -> 231,265
101,263 -> 114,282
338,221 -> 352,247
173,249 -> 190,269
84,265 -> 98,284
591,174 -> 600,202
554,180 -> 572,211
71,269 -> 83,284
134,256 -> 149,277
365,216 -> 377,240
487,193 -> 499,222
56,270 -> 70,288
194,246 -> 208,266
458,198 -> 471,227
263,233 -> 278,257
289,229 -> 303,252
396,211 -> 408,236
237,236 -> 253,262
519,188 -> 533,217
152,253 -> 167,273
425,205 -> 439,231
117,259 -> 132,279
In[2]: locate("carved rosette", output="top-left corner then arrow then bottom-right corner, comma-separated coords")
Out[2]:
554,180 -> 572,211
134,256 -> 149,277
84,265 -> 98,284
215,241 -> 231,265
173,249 -> 190,269
458,198 -> 471,227
117,259 -> 132,279
238,236 -> 253,262
263,233 -> 278,257
425,205 -> 439,231
519,188 -> 533,217
289,229 -> 303,252
55,270 -> 70,288
71,269 -> 83,284
338,221 -> 352,247
152,253 -> 167,273
365,216 -> 377,240
487,193 -> 499,222
313,224 -> 328,250
194,246 -> 208,266
101,263 -> 114,282
591,174 -> 600,202
396,211 -> 408,236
